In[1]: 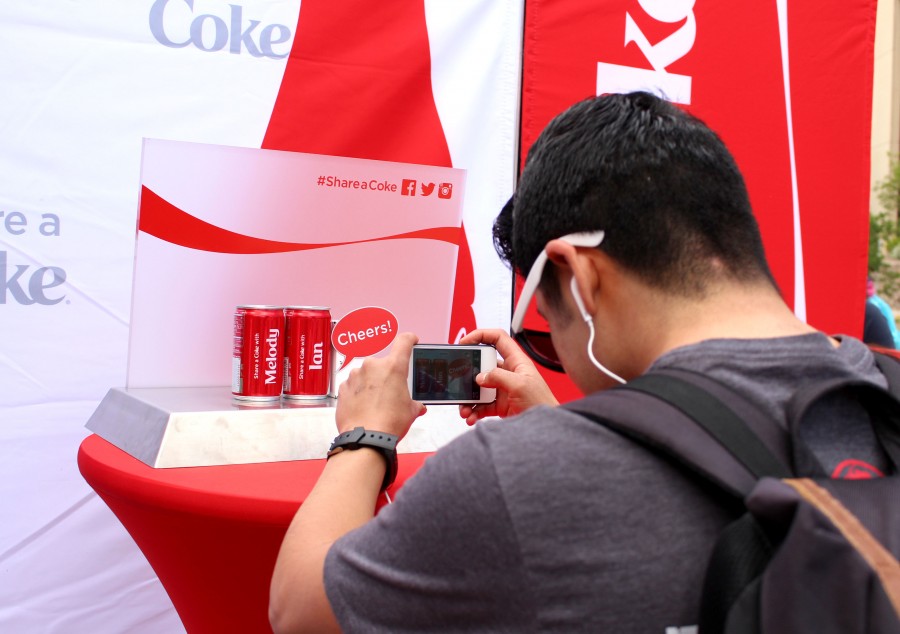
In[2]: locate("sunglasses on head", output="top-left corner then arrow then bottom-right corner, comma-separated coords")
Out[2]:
509,231 -> 606,372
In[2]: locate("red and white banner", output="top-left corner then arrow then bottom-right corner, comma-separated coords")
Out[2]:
0,1 -> 522,631
521,0 -> 877,400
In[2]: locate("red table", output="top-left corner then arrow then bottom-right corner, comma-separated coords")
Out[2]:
78,434 -> 430,633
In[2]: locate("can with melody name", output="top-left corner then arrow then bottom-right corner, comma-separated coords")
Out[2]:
414,357 -> 433,397
232,305 -> 285,401
283,306 -> 332,399
432,358 -> 449,394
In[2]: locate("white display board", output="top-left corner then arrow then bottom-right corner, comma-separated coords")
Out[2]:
131,140 -> 465,387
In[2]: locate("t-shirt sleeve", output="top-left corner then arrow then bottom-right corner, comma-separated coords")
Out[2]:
323,424 -> 536,633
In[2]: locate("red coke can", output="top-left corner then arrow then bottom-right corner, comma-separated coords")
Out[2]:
232,305 -> 285,401
283,306 -> 332,399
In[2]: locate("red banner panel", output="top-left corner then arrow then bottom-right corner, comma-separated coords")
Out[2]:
521,0 -> 877,400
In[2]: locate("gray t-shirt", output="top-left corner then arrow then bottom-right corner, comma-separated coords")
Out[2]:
324,334 -> 887,632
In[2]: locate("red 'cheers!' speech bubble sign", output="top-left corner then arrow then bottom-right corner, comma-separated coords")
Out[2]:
331,306 -> 398,368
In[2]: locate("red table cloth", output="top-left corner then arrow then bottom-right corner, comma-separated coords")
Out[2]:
78,434 -> 430,633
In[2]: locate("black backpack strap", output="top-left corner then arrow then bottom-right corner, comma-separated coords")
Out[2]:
697,512 -> 772,634
623,373 -> 792,480
565,369 -> 792,499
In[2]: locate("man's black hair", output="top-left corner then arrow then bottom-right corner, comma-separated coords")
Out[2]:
494,92 -> 776,304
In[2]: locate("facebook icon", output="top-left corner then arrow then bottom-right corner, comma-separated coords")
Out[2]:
401,179 -> 417,196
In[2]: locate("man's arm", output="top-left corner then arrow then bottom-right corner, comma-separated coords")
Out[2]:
269,448 -> 384,632
269,333 -> 426,633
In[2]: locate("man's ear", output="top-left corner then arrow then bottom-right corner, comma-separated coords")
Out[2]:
545,239 -> 599,316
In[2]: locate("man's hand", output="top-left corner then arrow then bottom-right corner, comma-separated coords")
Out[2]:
457,329 -> 558,424
335,332 -> 427,438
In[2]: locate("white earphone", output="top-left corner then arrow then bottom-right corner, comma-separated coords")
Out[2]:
569,276 -> 625,384
570,275 -> 591,322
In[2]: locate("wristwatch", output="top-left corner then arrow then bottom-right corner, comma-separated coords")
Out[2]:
327,427 -> 399,491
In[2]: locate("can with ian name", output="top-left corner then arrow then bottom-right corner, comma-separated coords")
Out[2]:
232,305 -> 285,401
283,306 -> 332,399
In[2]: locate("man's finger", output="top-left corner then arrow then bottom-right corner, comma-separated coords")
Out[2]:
476,367 -> 521,392
387,332 -> 419,366
461,329 -> 530,366
466,403 -> 499,425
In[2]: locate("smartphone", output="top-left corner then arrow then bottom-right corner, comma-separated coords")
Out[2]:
408,344 -> 497,404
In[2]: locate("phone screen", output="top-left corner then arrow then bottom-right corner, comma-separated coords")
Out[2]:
411,347 -> 481,401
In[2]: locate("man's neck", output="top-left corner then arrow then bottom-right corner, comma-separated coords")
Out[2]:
664,285 -> 817,346
610,279 -> 824,379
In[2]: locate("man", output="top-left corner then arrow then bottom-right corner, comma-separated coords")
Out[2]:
864,299 -> 895,349
269,92 -> 888,632
865,275 -> 899,349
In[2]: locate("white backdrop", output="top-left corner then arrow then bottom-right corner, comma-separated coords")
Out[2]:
0,1 -> 522,631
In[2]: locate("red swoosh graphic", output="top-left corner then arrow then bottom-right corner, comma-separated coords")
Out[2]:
138,186 -> 461,254
262,0 -> 477,342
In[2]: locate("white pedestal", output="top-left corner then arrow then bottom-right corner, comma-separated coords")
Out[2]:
86,386 -> 471,468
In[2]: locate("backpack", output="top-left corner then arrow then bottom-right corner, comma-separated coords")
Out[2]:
564,352 -> 900,634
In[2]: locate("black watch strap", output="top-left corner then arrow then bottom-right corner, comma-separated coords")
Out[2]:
327,427 -> 399,491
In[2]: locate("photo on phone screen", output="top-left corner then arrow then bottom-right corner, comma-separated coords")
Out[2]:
408,344 -> 496,404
